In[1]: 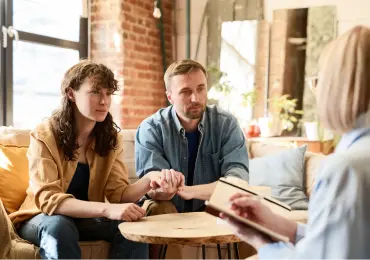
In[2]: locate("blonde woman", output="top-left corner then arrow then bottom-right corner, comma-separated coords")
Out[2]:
221,25 -> 370,258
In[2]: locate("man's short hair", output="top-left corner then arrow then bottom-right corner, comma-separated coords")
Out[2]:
164,59 -> 207,91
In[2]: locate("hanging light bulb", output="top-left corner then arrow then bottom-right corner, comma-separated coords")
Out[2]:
153,0 -> 161,18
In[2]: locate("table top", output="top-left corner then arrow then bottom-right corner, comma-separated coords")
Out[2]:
118,212 -> 241,246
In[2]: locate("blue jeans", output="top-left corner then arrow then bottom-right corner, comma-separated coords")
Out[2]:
18,214 -> 148,259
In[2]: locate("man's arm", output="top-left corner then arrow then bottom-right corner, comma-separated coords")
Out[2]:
220,116 -> 249,182
177,182 -> 217,201
135,121 -> 176,200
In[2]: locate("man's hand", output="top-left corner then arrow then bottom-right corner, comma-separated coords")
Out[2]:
147,169 -> 185,200
176,185 -> 194,200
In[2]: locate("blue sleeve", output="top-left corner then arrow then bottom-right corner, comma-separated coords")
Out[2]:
258,160 -> 359,259
135,121 -> 170,178
221,116 -> 249,181
259,242 -> 296,259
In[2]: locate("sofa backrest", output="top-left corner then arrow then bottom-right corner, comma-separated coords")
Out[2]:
249,141 -> 326,198
0,127 -> 140,184
0,126 -> 324,198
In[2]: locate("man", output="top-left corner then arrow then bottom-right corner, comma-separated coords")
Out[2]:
136,59 -> 249,213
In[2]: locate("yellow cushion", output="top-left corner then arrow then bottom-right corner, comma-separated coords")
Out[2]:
0,145 -> 29,214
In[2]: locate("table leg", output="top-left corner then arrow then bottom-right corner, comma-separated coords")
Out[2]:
202,245 -> 206,259
217,244 -> 222,259
158,245 -> 168,259
233,243 -> 240,259
227,244 -> 232,259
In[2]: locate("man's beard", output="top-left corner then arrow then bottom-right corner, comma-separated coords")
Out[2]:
183,104 -> 205,119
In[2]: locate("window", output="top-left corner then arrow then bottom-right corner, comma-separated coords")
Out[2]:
0,0 -> 88,128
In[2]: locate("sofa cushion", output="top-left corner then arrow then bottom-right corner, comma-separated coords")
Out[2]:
0,127 -> 30,146
249,140 -> 296,158
0,145 -> 29,214
249,146 -> 309,210
120,130 -> 138,183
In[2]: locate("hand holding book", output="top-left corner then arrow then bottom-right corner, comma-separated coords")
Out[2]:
219,192 -> 281,248
205,178 -> 298,246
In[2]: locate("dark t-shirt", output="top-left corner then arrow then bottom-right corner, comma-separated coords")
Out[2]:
66,162 -> 90,201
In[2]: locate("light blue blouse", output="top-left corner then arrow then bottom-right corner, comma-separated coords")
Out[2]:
258,126 -> 370,258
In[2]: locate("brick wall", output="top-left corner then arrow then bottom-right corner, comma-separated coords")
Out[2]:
90,0 -> 173,129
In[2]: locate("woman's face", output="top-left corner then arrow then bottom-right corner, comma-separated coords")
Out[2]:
70,77 -> 113,122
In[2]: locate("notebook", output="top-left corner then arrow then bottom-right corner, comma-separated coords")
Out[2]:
205,178 -> 291,242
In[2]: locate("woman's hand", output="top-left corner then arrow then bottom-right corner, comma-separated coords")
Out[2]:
104,203 -> 146,221
148,169 -> 185,193
219,193 -> 279,249
227,193 -> 276,227
220,213 -> 271,249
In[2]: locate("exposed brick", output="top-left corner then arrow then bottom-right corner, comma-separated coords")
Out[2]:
91,0 -> 172,129
124,12 -> 136,24
132,25 -> 147,35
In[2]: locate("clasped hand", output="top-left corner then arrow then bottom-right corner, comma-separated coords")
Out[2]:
148,169 -> 185,197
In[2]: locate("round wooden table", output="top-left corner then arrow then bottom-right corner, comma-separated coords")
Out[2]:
118,212 -> 241,259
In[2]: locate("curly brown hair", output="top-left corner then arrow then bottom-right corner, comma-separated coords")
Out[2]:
52,60 -> 120,160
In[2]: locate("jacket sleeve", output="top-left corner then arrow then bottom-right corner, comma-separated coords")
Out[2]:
104,144 -> 130,203
135,121 -> 170,178
221,116 -> 249,182
28,132 -> 74,215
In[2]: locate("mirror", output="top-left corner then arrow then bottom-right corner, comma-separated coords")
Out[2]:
207,5 -> 337,136
269,6 -> 337,123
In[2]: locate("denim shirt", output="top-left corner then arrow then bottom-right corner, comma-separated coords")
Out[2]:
135,105 -> 249,212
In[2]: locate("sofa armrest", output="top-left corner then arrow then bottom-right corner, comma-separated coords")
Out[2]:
0,199 -> 13,258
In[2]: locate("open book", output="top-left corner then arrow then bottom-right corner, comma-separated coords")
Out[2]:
205,178 -> 291,243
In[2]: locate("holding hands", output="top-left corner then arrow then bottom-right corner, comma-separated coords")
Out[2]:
147,169 -> 185,198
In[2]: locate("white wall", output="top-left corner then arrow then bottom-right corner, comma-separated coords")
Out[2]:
264,0 -> 370,35
174,0 -> 208,66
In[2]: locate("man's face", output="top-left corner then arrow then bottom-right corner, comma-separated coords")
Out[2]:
166,69 -> 207,120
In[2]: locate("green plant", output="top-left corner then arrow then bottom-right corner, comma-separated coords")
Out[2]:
207,66 -> 233,95
241,89 -> 257,108
268,94 -> 304,131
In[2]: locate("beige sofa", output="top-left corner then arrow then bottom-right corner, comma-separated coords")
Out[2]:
0,127 -> 325,259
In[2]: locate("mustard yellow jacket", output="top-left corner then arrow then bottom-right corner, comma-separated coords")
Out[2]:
9,119 -> 129,225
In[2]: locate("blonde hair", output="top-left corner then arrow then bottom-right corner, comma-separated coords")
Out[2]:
317,26 -> 370,133
164,59 -> 207,91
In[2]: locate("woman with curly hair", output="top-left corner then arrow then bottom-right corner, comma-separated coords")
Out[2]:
9,60 -> 184,259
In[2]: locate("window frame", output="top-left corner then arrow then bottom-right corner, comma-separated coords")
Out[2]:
0,0 -> 88,126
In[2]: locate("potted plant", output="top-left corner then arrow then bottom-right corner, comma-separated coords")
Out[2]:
258,94 -> 304,137
241,89 -> 261,138
206,66 -> 234,107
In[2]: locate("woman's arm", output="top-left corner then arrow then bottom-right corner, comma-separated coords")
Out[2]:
54,198 -> 107,218
54,198 -> 146,221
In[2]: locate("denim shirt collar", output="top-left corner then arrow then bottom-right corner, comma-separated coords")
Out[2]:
336,110 -> 370,152
170,105 -> 205,136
